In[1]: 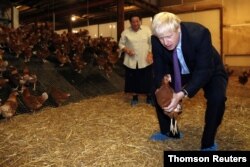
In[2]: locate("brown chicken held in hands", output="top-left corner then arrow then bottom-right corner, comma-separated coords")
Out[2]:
155,75 -> 182,137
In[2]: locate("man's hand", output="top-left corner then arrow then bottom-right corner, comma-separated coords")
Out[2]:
162,91 -> 185,113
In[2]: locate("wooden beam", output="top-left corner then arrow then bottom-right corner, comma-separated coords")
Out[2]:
126,0 -> 159,13
20,0 -> 116,23
117,0 -> 124,41
160,3 -> 222,14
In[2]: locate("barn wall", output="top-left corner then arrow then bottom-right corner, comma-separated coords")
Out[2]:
56,17 -> 153,42
177,10 -> 221,54
55,0 -> 250,66
222,0 -> 250,66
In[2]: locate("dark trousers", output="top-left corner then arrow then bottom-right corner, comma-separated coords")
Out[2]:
201,75 -> 228,149
154,74 -> 228,149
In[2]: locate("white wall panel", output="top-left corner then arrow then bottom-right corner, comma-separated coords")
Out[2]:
177,9 -> 221,54
99,22 -> 117,40
142,17 -> 153,27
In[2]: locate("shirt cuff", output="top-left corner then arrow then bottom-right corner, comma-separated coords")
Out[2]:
181,88 -> 189,98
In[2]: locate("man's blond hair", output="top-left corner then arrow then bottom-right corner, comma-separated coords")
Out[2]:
151,12 -> 181,37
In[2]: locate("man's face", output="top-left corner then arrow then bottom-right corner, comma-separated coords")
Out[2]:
130,16 -> 141,32
158,28 -> 180,51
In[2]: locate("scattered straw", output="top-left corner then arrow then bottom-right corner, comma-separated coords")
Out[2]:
0,76 -> 249,166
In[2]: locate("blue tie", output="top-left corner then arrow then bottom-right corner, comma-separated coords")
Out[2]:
173,49 -> 182,92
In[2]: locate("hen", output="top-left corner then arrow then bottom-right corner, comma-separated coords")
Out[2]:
55,48 -> 71,67
155,75 -> 182,137
71,55 -> 87,73
0,78 -> 9,89
22,88 -> 48,112
238,70 -> 249,86
0,91 -> 19,119
5,65 -> 21,90
20,66 -> 38,91
224,64 -> 234,77
0,57 -> 8,77
107,41 -> 120,67
103,62 -> 113,78
49,87 -> 70,107
0,49 -> 5,59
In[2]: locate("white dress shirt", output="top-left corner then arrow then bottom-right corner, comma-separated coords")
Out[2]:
177,32 -> 190,74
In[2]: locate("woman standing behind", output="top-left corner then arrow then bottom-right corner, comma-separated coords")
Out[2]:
119,14 -> 154,106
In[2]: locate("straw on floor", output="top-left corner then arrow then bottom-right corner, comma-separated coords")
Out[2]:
0,76 -> 249,167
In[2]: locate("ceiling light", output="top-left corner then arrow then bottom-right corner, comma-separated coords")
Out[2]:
71,15 -> 76,21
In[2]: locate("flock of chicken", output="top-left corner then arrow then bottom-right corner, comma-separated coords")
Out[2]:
0,22 -> 120,76
0,22 -> 121,119
0,60 -> 71,119
224,64 -> 250,85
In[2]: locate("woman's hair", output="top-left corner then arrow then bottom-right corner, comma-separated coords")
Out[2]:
151,12 -> 181,37
129,13 -> 141,22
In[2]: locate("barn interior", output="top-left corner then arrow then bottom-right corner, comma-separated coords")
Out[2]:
0,0 -> 250,166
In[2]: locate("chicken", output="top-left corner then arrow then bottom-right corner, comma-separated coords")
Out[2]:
224,64 -> 234,77
71,55 -> 87,73
36,42 -> 50,63
238,70 -> 249,85
0,57 -> 8,77
94,51 -> 108,70
155,75 -> 182,136
55,48 -> 71,67
22,88 -> 48,111
5,65 -> 21,90
49,87 -> 70,107
0,49 -> 4,58
103,62 -> 113,78
0,91 -> 19,119
155,75 -> 173,108
0,78 -> 9,89
107,42 -> 120,67
22,46 -> 33,63
107,52 -> 119,68
20,66 -> 38,91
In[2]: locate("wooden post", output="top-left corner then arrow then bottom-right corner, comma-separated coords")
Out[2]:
117,0 -> 124,41
11,6 -> 14,28
53,12 -> 55,32
68,17 -> 72,33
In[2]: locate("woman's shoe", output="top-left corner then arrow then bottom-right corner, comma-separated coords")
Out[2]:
130,99 -> 138,106
146,95 -> 155,106
131,95 -> 138,106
